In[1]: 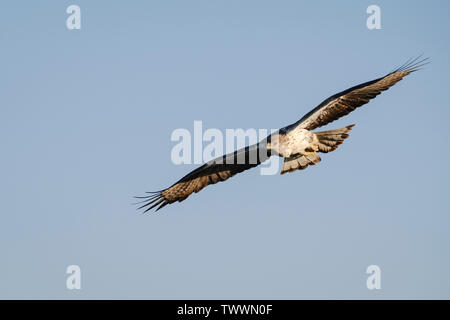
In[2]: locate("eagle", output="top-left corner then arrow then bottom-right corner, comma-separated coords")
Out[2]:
136,57 -> 428,212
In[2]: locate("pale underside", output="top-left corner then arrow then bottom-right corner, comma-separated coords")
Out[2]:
269,127 -> 320,158
277,124 -> 354,174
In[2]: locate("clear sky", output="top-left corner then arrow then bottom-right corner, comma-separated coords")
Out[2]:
1,0 -> 449,299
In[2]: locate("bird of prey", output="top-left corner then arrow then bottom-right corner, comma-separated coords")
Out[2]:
136,57 -> 427,212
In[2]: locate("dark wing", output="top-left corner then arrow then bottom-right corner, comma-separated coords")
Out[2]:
283,56 -> 428,132
136,142 -> 270,212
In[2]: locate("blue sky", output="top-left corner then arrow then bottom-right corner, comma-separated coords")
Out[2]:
1,0 -> 449,299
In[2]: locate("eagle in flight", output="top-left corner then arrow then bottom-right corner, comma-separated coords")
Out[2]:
136,57 -> 427,212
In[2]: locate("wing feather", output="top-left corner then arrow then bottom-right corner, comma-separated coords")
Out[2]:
283,56 -> 428,132
137,142 -> 270,212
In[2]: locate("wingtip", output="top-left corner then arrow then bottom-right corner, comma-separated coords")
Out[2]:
134,190 -> 170,213
155,201 -> 169,212
394,55 -> 430,74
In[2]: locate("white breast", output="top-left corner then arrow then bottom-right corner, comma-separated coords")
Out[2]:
279,128 -> 316,157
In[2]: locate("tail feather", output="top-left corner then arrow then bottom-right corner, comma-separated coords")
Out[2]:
281,152 -> 321,174
280,124 -> 355,175
315,124 -> 354,153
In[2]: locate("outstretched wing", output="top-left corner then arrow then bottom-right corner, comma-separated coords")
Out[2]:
283,56 -> 428,132
136,142 -> 270,212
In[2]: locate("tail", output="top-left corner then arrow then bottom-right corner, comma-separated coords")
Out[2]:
280,124 -> 355,175
314,124 -> 355,153
281,152 -> 321,174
